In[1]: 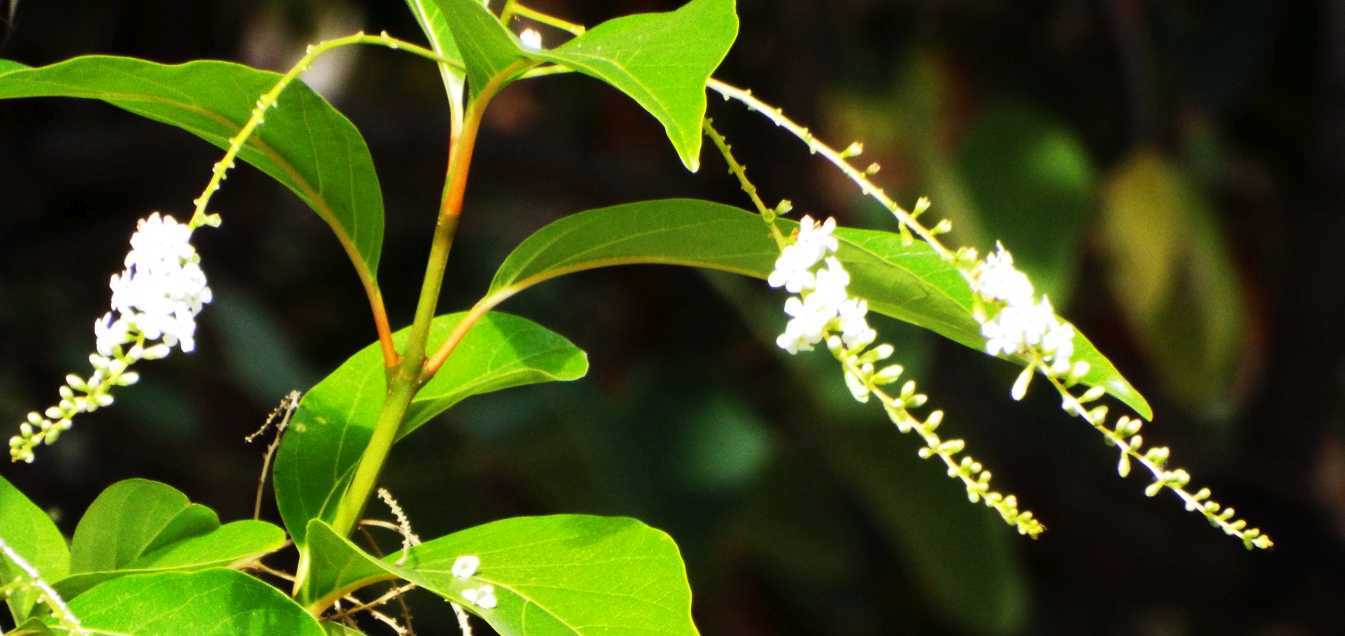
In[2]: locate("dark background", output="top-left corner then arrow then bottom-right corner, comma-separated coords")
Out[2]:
2,1 -> 1342,634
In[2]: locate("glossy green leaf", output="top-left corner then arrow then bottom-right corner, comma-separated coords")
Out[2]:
435,0 -> 532,100
68,479 -> 201,574
304,516 -> 697,635
534,0 -> 739,172
489,198 -> 1151,418
0,475 -> 69,623
273,312 -> 588,546
0,56 -> 385,278
66,569 -> 324,635
55,520 -> 287,599
0,60 -> 23,74
62,479 -> 286,600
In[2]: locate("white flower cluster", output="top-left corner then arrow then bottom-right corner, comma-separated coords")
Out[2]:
968,243 -> 1081,397
770,216 -> 875,354
451,554 -> 496,609
104,212 -> 212,355
9,212 -> 211,463
770,216 -> 907,403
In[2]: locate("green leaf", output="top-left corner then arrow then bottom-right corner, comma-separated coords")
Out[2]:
273,312 -> 588,546
55,520 -> 287,599
60,479 -> 286,598
67,569 -> 324,635
69,479 -> 198,575
304,516 -> 697,635
434,0 -> 533,100
489,198 -> 1151,418
0,60 -> 24,74
0,56 -> 385,278
0,475 -> 70,623
402,0 -> 467,113
323,622 -> 368,635
535,0 -> 738,172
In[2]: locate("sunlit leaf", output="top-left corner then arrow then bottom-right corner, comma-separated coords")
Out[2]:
67,569 -> 324,635
490,198 -> 1151,418
273,312 -> 588,546
0,475 -> 69,623
534,0 -> 739,172
59,479 -> 286,598
304,517 -> 697,635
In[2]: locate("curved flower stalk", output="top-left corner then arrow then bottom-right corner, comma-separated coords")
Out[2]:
768,215 -> 1044,537
8,212 -> 212,463
958,241 -> 1273,549
705,88 -> 1274,549
705,121 -> 1044,537
0,537 -> 86,634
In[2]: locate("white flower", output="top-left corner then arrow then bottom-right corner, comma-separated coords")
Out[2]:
837,298 -> 876,350
767,215 -> 838,293
520,28 -> 543,50
452,555 -> 480,580
1040,319 -> 1076,374
981,296 -> 1067,359
971,242 -> 1033,306
462,584 -> 497,609
108,212 -> 212,353
11,211 -> 212,464
776,295 -> 832,354
94,312 -> 132,357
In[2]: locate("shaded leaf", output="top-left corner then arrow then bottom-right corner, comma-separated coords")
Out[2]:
66,569 -> 324,635
273,312 -> 588,545
304,517 -> 697,635
957,100 -> 1097,300
1101,150 -> 1247,413
489,198 -> 1151,417
0,475 -> 69,623
0,56 -> 385,278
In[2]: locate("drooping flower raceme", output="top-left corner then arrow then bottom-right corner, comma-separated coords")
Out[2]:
9,212 -> 211,463
767,216 -> 1045,537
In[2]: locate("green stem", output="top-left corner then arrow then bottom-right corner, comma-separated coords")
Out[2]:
506,1 -> 587,35
326,103 -> 485,543
702,119 -> 788,249
191,30 -> 462,368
